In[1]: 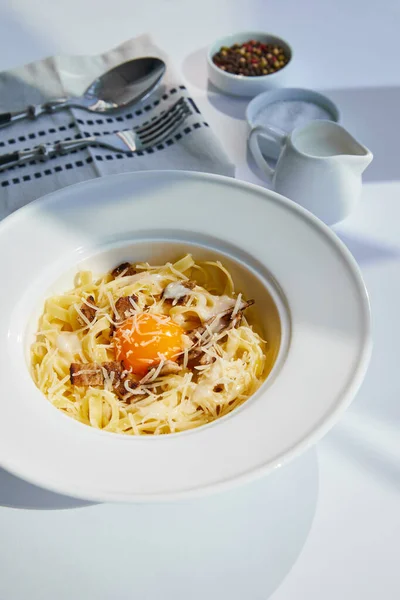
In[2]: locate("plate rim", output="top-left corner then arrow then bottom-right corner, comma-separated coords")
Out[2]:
0,170 -> 372,501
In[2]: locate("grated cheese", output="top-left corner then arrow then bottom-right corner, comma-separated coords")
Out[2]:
72,369 -> 99,377
106,290 -> 120,320
128,295 -> 140,312
139,336 -> 160,347
124,380 -> 142,394
231,293 -> 242,320
101,366 -> 115,392
182,346 -> 189,369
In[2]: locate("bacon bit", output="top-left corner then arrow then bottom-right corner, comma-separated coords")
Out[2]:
113,371 -> 138,398
70,362 -> 103,386
114,294 -> 139,323
77,295 -> 97,326
111,262 -> 137,278
70,360 -> 139,398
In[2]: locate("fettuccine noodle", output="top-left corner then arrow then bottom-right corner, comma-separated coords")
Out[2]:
31,254 -> 271,435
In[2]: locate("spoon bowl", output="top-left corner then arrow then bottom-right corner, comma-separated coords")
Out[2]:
82,57 -> 166,112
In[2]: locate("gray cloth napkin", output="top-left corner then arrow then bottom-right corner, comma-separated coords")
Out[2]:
0,35 -> 234,219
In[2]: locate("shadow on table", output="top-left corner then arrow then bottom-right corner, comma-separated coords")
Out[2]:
181,47 -> 208,91
0,450 -> 319,600
207,80 -> 250,120
321,86 -> 400,184
115,450 -> 319,600
335,231 -> 400,266
0,467 -> 95,510
182,47 -> 250,121
325,344 -> 400,493
327,417 -> 400,492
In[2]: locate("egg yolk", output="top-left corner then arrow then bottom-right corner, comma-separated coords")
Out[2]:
114,313 -> 184,376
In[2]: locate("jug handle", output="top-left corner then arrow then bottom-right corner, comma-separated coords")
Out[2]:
248,125 -> 287,179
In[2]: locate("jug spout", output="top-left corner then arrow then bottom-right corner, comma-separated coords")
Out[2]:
340,143 -> 373,174
324,123 -> 373,173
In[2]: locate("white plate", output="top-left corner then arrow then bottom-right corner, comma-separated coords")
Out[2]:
0,171 -> 371,502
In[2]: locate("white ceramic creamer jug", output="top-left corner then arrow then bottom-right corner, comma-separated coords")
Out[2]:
248,120 -> 373,225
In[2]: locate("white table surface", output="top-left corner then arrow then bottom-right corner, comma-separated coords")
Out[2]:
0,1 -> 399,598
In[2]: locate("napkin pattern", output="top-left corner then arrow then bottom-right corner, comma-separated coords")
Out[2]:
0,35 -> 234,219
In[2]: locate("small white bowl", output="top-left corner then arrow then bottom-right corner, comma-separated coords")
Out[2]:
207,31 -> 293,97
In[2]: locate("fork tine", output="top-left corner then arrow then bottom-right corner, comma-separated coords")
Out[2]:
137,103 -> 190,144
137,98 -> 186,135
141,109 -> 191,147
139,106 -> 191,144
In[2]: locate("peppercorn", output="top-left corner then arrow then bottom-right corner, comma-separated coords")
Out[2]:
212,40 -> 289,77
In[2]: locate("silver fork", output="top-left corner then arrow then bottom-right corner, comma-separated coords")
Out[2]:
0,98 -> 192,171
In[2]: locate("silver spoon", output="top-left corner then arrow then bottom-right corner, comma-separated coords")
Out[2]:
0,57 -> 166,129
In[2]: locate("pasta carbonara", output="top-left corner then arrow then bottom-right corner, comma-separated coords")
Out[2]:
31,254 -> 269,435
